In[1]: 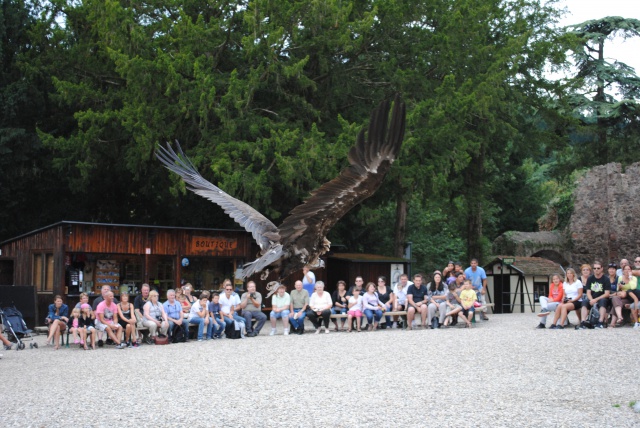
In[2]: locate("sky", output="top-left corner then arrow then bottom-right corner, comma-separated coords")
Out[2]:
557,0 -> 640,73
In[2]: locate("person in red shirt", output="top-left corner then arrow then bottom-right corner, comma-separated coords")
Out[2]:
536,274 -> 564,329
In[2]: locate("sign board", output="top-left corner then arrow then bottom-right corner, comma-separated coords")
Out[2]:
191,236 -> 238,254
502,257 -> 515,265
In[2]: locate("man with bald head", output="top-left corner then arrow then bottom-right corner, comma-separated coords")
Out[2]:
239,281 -> 266,337
288,280 -> 309,335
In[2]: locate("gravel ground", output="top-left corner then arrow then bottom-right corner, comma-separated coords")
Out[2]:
1,313 -> 639,427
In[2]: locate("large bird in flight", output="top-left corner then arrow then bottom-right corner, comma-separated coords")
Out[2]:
157,95 -> 406,285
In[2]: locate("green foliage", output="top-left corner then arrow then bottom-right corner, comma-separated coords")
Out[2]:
563,16 -> 640,164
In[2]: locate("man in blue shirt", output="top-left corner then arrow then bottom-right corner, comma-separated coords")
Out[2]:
464,259 -> 489,320
164,289 -> 188,341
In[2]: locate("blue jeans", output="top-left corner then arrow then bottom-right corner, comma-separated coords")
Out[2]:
364,308 -> 383,324
189,316 -> 213,340
289,308 -> 307,330
383,303 -> 393,327
211,316 -> 225,337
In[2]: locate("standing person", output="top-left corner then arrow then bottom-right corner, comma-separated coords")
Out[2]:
536,274 -> 565,329
426,272 -> 447,328
302,265 -> 316,297
163,289 -> 187,342
406,274 -> 428,329
95,291 -> 126,348
269,283 -> 291,336
240,281 -> 267,337
117,292 -> 138,347
362,282 -> 385,331
331,280 -> 349,331
576,261 -> 611,330
142,290 -> 169,339
307,281 -> 333,334
288,280 -> 309,335
465,259 -> 489,320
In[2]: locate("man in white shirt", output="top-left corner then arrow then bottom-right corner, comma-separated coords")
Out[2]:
219,281 -> 244,328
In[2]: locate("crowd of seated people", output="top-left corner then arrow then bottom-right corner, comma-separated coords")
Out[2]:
536,258 -> 640,329
40,260 -> 500,349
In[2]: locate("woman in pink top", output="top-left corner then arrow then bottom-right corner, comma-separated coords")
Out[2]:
536,274 -> 564,328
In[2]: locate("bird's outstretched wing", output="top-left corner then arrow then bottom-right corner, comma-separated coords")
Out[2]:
156,143 -> 281,251
277,95 -> 406,248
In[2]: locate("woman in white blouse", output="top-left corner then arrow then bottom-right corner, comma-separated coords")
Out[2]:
307,281 -> 333,334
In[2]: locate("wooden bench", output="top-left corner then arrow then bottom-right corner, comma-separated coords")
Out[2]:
328,304 -> 495,327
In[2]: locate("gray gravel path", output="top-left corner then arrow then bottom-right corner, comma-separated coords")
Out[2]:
1,314 -> 638,427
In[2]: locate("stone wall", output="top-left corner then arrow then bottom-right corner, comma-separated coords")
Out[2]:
568,162 -> 640,266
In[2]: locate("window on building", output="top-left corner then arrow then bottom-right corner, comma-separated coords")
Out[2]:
33,252 -> 54,292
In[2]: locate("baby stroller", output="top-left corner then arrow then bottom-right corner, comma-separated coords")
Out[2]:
1,305 -> 37,350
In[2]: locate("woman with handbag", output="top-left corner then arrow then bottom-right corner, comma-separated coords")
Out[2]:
143,290 -> 169,340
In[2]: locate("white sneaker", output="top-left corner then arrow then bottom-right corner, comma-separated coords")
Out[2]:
315,328 -> 321,334
391,322 -> 397,329
634,322 -> 640,330
284,329 -> 289,336
270,329 -> 276,336
411,321 -> 417,328
325,327 -> 330,334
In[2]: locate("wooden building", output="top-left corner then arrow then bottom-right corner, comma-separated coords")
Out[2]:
484,256 -> 564,314
0,221 -> 259,324
326,253 -> 410,291
1,221 -> 415,325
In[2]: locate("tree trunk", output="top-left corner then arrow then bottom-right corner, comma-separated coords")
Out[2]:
393,192 -> 408,258
464,149 -> 485,262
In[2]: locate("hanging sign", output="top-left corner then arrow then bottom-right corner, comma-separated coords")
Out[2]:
190,236 -> 238,254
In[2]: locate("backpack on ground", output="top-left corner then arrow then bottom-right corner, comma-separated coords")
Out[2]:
225,321 -> 241,339
431,316 -> 440,329
585,306 -> 600,328
171,323 -> 186,343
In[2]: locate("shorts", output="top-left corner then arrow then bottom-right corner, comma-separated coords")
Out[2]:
348,310 -> 363,317
95,320 -> 117,332
462,307 -> 475,317
571,299 -> 584,310
270,310 -> 290,319
448,304 -> 462,312
396,304 -> 406,311
586,299 -> 609,310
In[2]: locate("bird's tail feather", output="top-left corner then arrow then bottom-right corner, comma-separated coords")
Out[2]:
241,245 -> 284,279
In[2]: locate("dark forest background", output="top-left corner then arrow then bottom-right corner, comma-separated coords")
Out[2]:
2,0 -> 639,273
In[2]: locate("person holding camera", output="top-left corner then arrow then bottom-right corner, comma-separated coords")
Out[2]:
143,290 -> 169,339
240,281 -> 267,337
